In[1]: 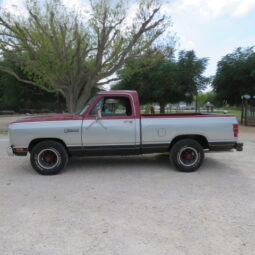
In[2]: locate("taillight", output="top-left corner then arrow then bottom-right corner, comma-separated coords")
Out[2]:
233,124 -> 238,137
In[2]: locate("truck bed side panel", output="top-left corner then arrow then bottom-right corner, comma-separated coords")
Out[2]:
141,115 -> 238,149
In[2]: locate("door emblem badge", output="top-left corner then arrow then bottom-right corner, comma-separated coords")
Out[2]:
64,128 -> 79,133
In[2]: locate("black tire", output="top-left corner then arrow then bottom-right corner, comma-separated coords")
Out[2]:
170,139 -> 204,172
30,140 -> 68,175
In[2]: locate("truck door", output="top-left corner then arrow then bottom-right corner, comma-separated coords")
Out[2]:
82,95 -> 138,155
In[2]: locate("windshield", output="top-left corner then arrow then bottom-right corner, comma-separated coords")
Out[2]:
79,95 -> 96,115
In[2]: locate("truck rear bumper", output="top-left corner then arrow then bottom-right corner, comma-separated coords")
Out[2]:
234,142 -> 243,151
209,142 -> 243,151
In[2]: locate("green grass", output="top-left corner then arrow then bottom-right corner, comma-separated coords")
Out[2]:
224,110 -> 241,120
0,130 -> 8,135
212,109 -> 241,120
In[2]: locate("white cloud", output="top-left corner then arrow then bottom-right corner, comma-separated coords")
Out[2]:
0,0 -> 27,16
166,0 -> 255,20
177,35 -> 196,50
124,2 -> 139,27
232,0 -> 255,17
0,0 -> 92,18
62,0 -> 91,14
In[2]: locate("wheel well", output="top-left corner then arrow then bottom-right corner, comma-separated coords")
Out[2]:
28,138 -> 67,152
169,135 -> 209,150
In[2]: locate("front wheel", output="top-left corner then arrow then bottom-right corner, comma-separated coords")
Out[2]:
170,139 -> 204,172
30,140 -> 68,175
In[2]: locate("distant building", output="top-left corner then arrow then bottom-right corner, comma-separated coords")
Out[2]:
204,102 -> 214,112
166,102 -> 196,111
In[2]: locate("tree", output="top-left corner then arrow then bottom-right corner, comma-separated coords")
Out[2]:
0,0 -> 170,112
177,50 -> 209,111
213,47 -> 255,105
113,50 -> 209,112
0,59 -> 65,112
197,91 -> 216,107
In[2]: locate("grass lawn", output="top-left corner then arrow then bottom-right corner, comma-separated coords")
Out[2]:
0,130 -> 8,135
224,110 -> 241,120
212,109 -> 241,120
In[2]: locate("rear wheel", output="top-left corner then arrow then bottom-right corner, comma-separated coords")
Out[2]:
30,140 -> 68,175
170,139 -> 204,172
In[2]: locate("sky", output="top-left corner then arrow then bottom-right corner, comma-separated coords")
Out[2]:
166,0 -> 255,76
1,0 -> 255,77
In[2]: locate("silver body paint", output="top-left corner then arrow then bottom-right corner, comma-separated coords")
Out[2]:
9,120 -> 82,148
141,116 -> 238,145
82,119 -> 138,146
8,115 -> 238,149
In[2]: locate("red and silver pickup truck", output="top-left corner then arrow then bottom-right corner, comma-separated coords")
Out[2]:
7,90 -> 243,175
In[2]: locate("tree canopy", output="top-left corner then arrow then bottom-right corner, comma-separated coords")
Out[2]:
197,91 -> 216,107
113,50 -> 208,112
213,47 -> 255,105
0,59 -> 65,112
0,0 -> 171,112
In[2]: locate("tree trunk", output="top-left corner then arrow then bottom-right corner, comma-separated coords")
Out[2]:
65,89 -> 77,113
56,93 -> 61,113
159,102 -> 165,113
241,99 -> 244,125
76,83 -> 94,112
76,93 -> 91,113
64,80 -> 95,113
195,91 -> 199,112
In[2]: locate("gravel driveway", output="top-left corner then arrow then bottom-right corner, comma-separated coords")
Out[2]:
0,126 -> 254,255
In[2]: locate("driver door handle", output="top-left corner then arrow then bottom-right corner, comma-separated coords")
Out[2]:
123,120 -> 133,124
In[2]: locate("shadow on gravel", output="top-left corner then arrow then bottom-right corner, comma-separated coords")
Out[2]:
64,153 -> 235,175
67,154 -> 171,173
10,153 -> 236,176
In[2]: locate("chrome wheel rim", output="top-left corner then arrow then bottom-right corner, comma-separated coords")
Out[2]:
177,147 -> 199,167
37,148 -> 60,170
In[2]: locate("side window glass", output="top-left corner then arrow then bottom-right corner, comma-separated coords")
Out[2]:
89,98 -> 104,116
90,96 -> 132,116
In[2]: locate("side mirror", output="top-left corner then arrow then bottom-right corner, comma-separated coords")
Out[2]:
96,108 -> 102,120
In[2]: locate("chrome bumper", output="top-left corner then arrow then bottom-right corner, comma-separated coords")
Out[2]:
6,146 -> 14,156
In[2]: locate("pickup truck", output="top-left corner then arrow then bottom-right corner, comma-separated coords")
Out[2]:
7,90 -> 243,175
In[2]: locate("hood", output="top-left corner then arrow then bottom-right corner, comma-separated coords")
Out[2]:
11,113 -> 82,124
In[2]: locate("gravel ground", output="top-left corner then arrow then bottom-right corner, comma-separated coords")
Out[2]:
0,121 -> 254,255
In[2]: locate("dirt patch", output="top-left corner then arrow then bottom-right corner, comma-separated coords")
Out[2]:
239,125 -> 255,140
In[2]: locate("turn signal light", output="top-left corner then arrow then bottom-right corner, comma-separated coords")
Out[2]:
15,148 -> 25,152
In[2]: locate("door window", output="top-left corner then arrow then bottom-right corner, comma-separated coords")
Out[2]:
90,96 -> 132,116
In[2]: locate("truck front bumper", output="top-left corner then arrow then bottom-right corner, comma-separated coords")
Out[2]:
6,146 -> 14,156
6,146 -> 28,156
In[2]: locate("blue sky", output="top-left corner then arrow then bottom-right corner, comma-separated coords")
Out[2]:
167,0 -> 255,76
1,0 -> 255,77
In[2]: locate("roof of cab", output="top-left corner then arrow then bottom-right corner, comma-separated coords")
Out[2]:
98,90 -> 137,94
98,90 -> 138,98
